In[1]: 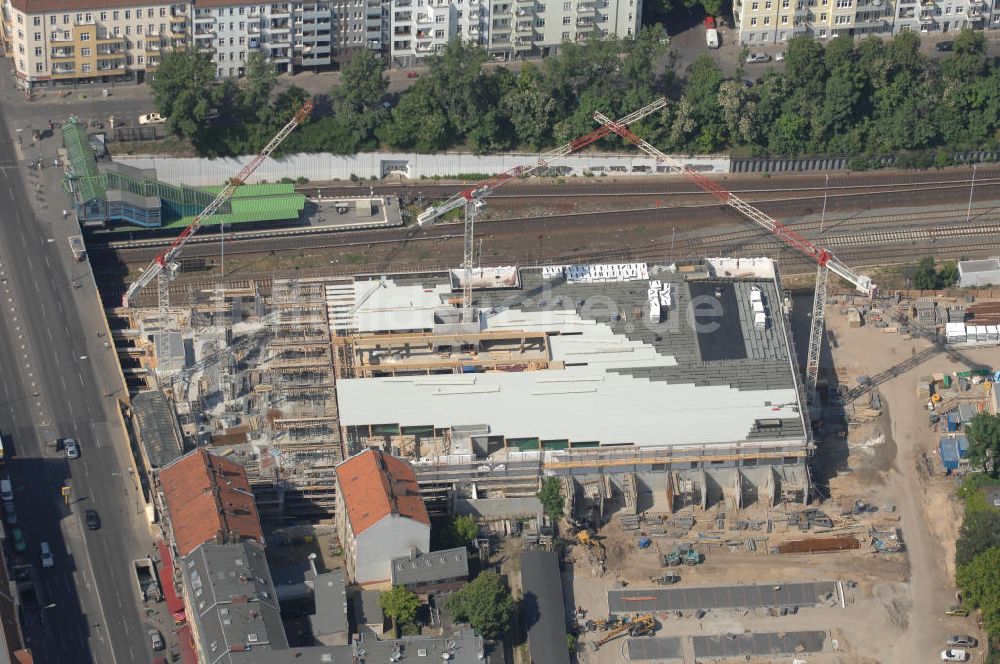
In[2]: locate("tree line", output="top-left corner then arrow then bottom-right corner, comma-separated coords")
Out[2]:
955,415 -> 1000,657
152,27 -> 1000,162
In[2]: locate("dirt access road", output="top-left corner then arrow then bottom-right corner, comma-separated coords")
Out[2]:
825,309 -> 993,663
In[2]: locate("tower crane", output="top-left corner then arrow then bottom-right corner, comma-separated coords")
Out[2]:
121,99 -> 315,316
416,97 -> 668,318
592,109 -> 876,408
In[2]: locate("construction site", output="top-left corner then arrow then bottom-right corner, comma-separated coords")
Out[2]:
91,95 -> 1000,663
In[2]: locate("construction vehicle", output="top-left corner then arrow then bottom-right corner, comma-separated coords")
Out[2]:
121,99 -> 314,316
652,571 -> 681,585
593,110 -> 876,410
662,547 -> 701,566
591,614 -> 656,650
575,528 -> 607,567
416,98 -> 667,318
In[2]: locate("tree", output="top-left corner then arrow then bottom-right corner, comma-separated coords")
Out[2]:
452,514 -> 479,545
151,50 -> 221,138
967,413 -> 1000,476
500,64 -> 556,149
445,571 -> 515,639
242,51 -> 278,123
956,546 -> 1000,639
538,477 -> 565,520
957,510 -> 1000,567
940,261 -> 960,288
379,585 -> 421,635
911,256 -> 940,290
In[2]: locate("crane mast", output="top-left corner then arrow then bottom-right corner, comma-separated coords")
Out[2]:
416,97 -> 669,317
121,99 -> 315,311
592,110 -> 875,407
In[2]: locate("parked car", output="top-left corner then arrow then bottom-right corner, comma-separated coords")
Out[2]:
40,541 -> 53,568
149,629 -> 164,651
745,52 -> 772,64
1,478 -> 12,502
138,113 -> 166,125
941,649 -> 968,662
10,528 -> 25,553
4,502 -> 17,526
945,606 -> 970,617
936,41 -> 954,52
406,71 -> 420,79
85,509 -> 101,531
64,439 -> 80,459
947,636 -> 977,648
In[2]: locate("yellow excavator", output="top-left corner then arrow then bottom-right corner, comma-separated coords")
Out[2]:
592,614 -> 656,650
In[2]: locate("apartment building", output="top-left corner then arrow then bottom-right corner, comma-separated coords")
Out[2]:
389,0 -> 641,67
192,1 -> 342,76
1,0 -> 189,90
734,0 -> 999,44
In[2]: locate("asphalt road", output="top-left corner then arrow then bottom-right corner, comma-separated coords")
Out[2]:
0,95 -> 154,661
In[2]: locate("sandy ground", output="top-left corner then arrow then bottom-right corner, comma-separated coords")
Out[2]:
564,303 -> 994,664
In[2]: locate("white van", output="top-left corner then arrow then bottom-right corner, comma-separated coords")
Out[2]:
40,542 -> 53,568
0,479 -> 12,502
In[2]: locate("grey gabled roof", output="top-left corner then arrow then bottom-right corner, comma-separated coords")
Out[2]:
181,541 -> 288,664
520,551 -> 570,664
390,547 -> 469,587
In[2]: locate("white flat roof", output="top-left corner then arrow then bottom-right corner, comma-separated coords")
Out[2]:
337,371 -> 798,447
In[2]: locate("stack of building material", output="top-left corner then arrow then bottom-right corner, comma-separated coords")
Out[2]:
750,286 -> 767,329
647,280 -> 672,322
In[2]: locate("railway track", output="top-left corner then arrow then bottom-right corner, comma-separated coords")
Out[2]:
93,175 -> 1000,254
99,231 -> 1000,310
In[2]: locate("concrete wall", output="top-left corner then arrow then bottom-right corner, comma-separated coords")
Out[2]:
115,152 -> 731,186
354,514 -> 430,585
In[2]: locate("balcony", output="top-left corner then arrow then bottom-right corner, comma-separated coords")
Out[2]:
96,60 -> 125,72
171,23 -> 186,34
269,21 -> 291,31
514,39 -> 533,49
491,30 -> 511,40
145,42 -> 161,52
416,41 -> 433,51
97,45 -> 124,55
270,5 -> 291,17
366,17 -> 382,27
171,13 -> 186,23
194,14 -> 215,23
194,28 -> 215,36
576,2 -> 596,13
51,65 -> 76,75
576,16 -> 595,26
51,48 -> 74,58
469,25 -> 480,35
853,17 -> 886,26
492,5 -> 512,14
515,21 -> 534,31
898,7 -> 916,17
416,12 -> 434,22
516,0 -> 535,6
50,32 -> 73,42
395,11 -> 413,20
248,23 -> 261,33
394,27 -> 412,35
515,8 -> 533,15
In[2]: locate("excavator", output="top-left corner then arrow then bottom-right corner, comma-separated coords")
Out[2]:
591,614 -> 657,651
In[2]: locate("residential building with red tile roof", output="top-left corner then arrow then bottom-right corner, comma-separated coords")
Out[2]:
158,448 -> 263,558
334,449 -> 430,585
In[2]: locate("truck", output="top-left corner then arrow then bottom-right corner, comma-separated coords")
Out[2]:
68,235 -> 86,262
133,557 -> 162,602
705,16 -> 719,48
